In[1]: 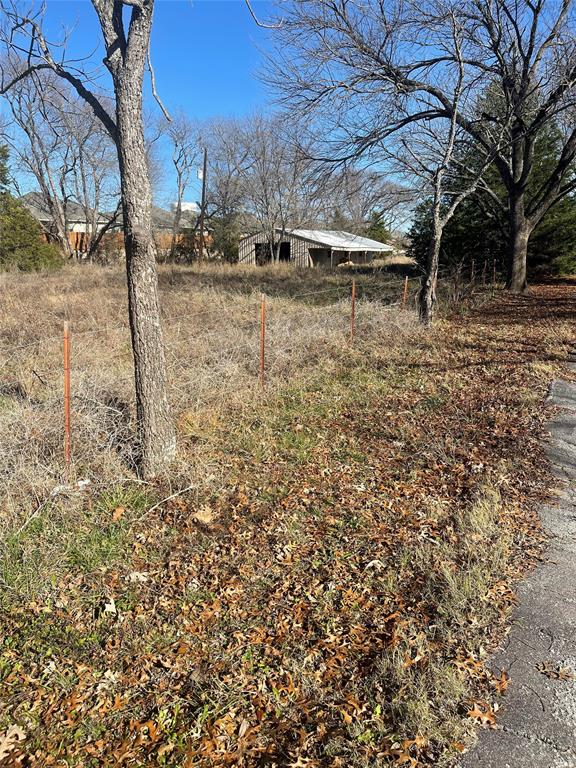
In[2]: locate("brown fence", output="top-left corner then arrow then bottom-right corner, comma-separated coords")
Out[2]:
42,230 -> 213,257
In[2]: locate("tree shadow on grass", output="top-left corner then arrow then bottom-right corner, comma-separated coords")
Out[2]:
402,284 -> 576,374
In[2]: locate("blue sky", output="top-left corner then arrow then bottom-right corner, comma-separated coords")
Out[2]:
30,1 -> 277,203
44,0 -> 275,117
149,1 -> 274,119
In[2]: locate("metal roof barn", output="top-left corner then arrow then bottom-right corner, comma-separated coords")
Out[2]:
238,228 -> 394,268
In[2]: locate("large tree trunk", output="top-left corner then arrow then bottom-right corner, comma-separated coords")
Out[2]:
418,229 -> 441,326
115,69 -> 175,478
507,192 -> 531,293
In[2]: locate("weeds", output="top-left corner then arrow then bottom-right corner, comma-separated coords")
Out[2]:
0,263 -> 416,531
0,268 -> 574,766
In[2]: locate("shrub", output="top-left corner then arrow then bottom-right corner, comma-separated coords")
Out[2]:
0,192 -> 63,271
552,251 -> 576,276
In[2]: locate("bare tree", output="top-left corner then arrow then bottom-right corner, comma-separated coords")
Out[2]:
320,166 -> 413,236
4,68 -> 120,260
267,0 -> 576,292
0,0 -> 175,477
199,114 -> 411,261
198,115 -> 314,261
404,120 -> 503,324
160,112 -> 200,259
228,114 -> 331,260
195,118 -> 253,261
202,118 -> 250,226
390,12 -> 507,324
63,101 -> 119,259
0,0 -> 275,474
1,70 -> 75,256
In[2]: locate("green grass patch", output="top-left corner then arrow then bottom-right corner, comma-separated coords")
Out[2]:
0,484 -> 153,603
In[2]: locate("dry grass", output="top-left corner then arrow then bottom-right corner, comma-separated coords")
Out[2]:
373,254 -> 417,268
0,262 -> 415,540
1,266 -> 571,767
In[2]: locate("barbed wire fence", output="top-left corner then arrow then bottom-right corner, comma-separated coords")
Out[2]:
0,265 -> 502,490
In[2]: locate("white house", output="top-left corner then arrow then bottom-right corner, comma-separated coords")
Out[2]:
20,191 -> 108,234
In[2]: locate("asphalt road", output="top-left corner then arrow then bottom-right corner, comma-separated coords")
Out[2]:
462,376 -> 576,768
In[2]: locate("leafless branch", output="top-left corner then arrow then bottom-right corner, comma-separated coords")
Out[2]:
147,49 -> 171,123
244,0 -> 282,29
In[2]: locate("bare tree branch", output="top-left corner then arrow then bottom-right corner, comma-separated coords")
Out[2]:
147,49 -> 171,122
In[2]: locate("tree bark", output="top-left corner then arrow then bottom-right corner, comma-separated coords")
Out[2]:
418,229 -> 441,326
507,192 -> 531,294
114,51 -> 175,477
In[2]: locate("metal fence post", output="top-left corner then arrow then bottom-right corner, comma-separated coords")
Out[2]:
63,321 -> 71,474
260,294 -> 266,388
350,279 -> 356,342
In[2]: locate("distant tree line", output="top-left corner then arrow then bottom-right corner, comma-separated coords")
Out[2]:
160,113 -> 411,263
0,64 -> 410,269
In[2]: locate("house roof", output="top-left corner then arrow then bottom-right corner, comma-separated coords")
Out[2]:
150,205 -> 174,229
20,191 -> 104,223
288,229 -> 394,252
104,205 -> 202,231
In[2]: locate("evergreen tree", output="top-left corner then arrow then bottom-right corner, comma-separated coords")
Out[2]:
365,211 -> 391,244
210,214 -> 242,263
0,145 -> 62,271
408,123 -> 576,276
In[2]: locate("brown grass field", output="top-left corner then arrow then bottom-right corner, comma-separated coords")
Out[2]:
0,263 -> 413,530
0,264 -> 574,767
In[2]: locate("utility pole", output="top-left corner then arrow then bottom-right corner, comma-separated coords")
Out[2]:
198,146 -> 208,261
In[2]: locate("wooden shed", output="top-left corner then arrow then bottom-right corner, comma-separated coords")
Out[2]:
238,228 -> 394,268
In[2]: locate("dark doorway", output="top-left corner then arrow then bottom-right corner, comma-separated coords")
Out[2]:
309,248 -> 331,267
255,242 -> 272,266
255,240 -> 291,265
279,241 -> 291,262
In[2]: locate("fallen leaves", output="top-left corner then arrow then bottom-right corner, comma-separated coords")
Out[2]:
466,701 -> 498,728
0,726 -> 26,762
2,284 -> 573,766
382,736 -> 428,766
537,662 -> 576,681
491,669 -> 510,694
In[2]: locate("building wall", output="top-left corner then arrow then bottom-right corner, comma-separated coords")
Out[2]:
238,233 -> 379,268
239,233 -> 313,267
